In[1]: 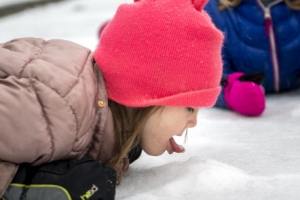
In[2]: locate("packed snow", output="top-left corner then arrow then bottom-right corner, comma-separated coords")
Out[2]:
0,0 -> 299,199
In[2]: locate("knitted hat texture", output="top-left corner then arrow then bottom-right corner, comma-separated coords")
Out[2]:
94,0 -> 224,107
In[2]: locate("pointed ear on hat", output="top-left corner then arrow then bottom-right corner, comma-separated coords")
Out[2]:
191,0 -> 208,11
134,0 -> 208,10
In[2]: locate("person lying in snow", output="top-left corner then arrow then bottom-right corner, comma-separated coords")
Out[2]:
204,0 -> 300,116
0,0 -> 224,199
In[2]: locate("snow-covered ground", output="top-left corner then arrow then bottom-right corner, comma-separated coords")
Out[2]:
1,0 -> 300,199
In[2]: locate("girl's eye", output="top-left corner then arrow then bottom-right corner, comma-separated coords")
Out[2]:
186,107 -> 194,113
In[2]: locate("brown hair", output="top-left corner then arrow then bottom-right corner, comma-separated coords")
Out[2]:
218,0 -> 300,10
107,99 -> 160,170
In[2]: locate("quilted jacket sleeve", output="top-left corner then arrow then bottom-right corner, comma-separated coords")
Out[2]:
0,76 -> 74,164
0,38 -> 97,166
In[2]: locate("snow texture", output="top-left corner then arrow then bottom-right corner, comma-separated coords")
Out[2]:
0,0 -> 299,199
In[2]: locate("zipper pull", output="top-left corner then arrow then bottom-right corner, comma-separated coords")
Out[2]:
264,8 -> 272,36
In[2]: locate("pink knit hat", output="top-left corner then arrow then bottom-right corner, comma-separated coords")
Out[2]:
94,0 -> 223,108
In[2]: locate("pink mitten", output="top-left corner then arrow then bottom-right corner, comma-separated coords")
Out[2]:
224,72 -> 266,116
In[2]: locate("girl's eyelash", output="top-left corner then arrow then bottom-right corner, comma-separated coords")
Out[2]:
186,107 -> 194,113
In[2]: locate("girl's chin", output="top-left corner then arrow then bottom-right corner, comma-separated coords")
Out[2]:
142,148 -> 165,156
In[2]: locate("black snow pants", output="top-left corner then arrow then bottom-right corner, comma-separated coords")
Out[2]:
2,157 -> 116,200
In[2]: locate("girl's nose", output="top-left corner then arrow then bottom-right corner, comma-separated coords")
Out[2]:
187,114 -> 198,128
187,108 -> 200,128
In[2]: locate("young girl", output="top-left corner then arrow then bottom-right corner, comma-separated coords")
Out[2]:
204,0 -> 300,116
0,0 -> 223,199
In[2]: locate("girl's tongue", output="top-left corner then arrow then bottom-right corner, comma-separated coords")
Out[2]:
167,137 -> 185,154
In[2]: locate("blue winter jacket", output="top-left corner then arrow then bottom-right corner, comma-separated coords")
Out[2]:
204,0 -> 300,108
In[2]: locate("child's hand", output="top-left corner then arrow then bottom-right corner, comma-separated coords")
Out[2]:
223,72 -> 266,116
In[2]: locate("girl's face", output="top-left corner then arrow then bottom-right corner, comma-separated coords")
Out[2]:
140,106 -> 200,156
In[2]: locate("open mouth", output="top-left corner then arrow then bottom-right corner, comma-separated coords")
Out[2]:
167,137 -> 185,154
